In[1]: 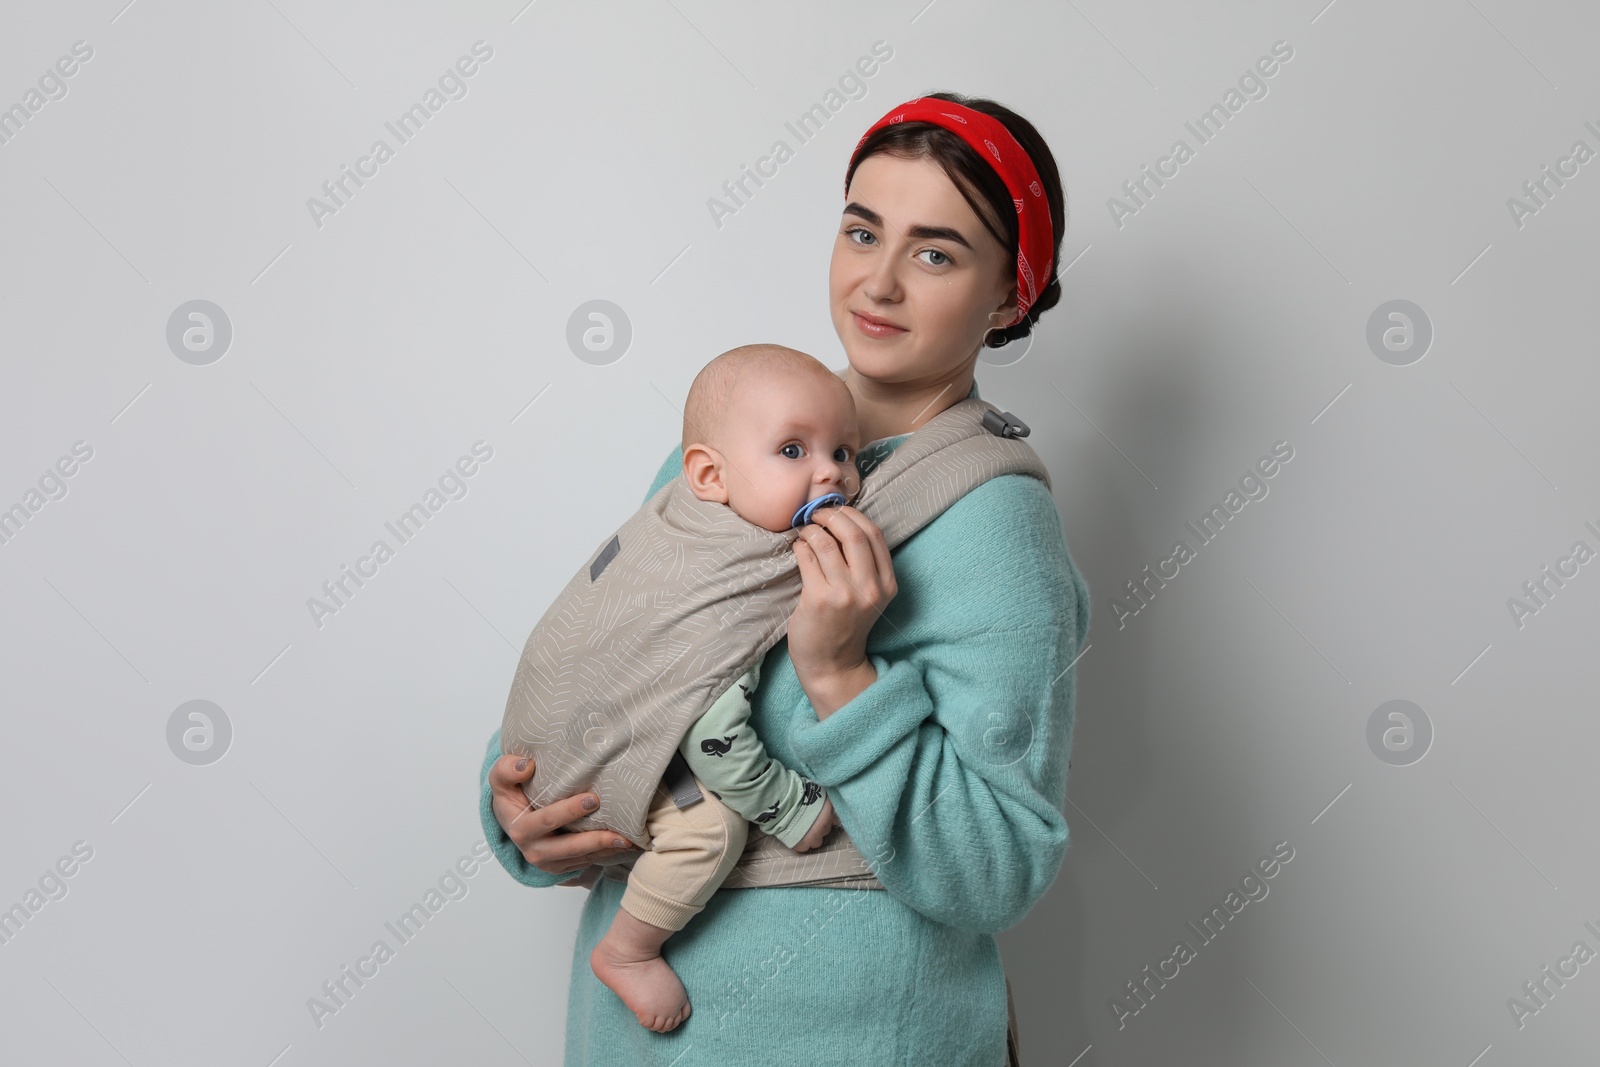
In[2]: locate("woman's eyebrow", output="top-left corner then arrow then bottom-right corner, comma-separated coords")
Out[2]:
842,202 -> 973,250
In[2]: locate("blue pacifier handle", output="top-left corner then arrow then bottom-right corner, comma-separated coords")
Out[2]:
791,492 -> 847,529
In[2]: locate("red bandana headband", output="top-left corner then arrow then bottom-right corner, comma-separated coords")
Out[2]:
850,98 -> 1054,329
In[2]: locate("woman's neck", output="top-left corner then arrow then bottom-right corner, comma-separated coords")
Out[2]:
843,360 -> 976,444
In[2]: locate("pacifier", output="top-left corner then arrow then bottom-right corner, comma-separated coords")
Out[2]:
790,492 -> 847,528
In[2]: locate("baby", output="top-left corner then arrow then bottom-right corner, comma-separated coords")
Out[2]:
587,343 -> 864,1032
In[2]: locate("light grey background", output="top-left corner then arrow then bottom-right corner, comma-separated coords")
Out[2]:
3,1 -> 1596,1064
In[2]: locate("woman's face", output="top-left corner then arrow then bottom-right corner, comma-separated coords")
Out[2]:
828,152 -> 1016,385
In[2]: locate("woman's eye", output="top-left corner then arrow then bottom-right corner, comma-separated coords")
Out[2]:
833,447 -> 851,463
919,248 -> 951,268
781,443 -> 803,459
843,226 -> 877,246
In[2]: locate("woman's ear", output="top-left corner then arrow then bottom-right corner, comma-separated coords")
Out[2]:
682,444 -> 730,504
985,303 -> 1015,342
991,280 -> 1018,325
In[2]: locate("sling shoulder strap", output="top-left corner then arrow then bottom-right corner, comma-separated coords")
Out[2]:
500,397 -> 1050,890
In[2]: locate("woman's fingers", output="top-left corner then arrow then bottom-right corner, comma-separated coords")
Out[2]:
819,507 -> 894,589
796,518 -> 856,592
488,752 -> 535,791
813,508 -> 877,578
487,755 -> 636,866
792,529 -> 835,592
514,793 -> 640,872
537,790 -> 603,835
490,766 -> 570,849
532,829 -> 636,871
845,509 -> 896,594
805,509 -> 892,604
488,754 -> 544,842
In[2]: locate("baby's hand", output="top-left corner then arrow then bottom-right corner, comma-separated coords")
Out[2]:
791,797 -> 836,853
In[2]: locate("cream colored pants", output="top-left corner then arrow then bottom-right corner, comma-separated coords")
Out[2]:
618,776 -> 748,932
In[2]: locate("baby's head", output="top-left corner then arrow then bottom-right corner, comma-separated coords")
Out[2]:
682,344 -> 861,533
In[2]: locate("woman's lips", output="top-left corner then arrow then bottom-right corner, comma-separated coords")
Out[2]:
851,311 -> 907,338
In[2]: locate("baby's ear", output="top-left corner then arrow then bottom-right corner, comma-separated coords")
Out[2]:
682,444 -> 730,504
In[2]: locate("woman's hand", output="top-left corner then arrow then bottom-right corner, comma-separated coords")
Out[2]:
791,797 -> 837,853
488,755 -> 640,879
789,506 -> 896,719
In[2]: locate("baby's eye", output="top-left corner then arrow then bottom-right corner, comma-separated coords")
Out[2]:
780,443 -> 803,459
833,447 -> 852,463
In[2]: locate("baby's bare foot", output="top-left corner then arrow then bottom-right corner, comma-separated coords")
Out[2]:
590,938 -> 691,1032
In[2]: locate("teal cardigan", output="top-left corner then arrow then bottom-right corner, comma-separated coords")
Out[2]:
478,380 -> 1090,1065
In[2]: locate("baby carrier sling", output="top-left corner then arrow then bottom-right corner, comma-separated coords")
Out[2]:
499,397 -> 1050,891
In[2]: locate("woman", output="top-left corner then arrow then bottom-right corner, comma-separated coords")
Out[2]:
480,91 -> 1089,1065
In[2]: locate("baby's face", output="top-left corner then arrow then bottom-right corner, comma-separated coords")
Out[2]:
712,370 -> 861,533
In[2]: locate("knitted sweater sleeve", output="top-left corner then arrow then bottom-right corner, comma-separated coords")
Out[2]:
477,446 -> 686,888
786,473 -> 1090,934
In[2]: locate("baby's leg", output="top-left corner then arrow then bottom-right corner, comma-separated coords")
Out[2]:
590,780 -> 747,1033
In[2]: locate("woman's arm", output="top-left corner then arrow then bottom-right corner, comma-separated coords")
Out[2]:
475,444 -> 686,884
787,474 -> 1090,935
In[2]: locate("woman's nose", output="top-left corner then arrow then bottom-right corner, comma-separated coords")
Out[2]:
862,248 -> 902,302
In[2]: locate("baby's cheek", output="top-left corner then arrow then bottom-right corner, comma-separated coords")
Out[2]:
753,485 -> 799,534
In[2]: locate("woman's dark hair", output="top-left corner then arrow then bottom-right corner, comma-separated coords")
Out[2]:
844,91 -> 1067,348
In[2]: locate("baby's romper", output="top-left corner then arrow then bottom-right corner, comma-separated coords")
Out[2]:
618,660 -> 831,930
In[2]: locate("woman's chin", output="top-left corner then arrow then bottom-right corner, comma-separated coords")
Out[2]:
840,340 -> 919,382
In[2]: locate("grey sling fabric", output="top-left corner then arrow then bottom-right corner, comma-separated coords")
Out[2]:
499,397 -> 1050,891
